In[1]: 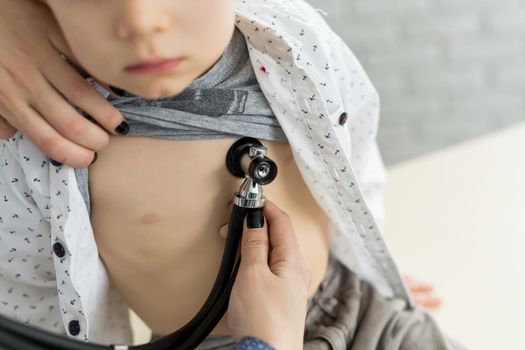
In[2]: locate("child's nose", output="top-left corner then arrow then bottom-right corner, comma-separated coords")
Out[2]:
115,2 -> 171,40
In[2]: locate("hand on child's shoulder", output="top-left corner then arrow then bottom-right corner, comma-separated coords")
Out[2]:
0,116 -> 17,140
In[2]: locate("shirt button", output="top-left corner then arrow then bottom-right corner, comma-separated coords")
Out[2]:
52,242 -> 65,258
339,112 -> 348,126
68,320 -> 80,336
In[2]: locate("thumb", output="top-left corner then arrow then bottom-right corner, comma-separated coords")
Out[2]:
240,209 -> 269,266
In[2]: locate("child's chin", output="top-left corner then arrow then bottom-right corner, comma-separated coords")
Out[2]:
133,85 -> 187,99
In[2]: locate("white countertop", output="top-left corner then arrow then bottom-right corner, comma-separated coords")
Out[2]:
383,123 -> 525,350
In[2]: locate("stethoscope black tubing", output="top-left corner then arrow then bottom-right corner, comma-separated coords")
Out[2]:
138,204 -> 250,350
0,309 -> 106,350
178,255 -> 241,350
0,204 -> 255,350
0,325 -> 53,350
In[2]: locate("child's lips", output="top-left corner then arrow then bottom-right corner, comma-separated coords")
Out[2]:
125,58 -> 184,74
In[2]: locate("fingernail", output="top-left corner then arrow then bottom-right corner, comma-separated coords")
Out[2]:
50,159 -> 63,167
247,210 -> 264,229
90,152 -> 98,165
115,121 -> 129,135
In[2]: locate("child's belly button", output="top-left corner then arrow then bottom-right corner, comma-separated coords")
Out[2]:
141,212 -> 161,224
88,136 -> 330,336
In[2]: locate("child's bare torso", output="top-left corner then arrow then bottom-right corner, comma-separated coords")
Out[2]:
89,135 -> 330,336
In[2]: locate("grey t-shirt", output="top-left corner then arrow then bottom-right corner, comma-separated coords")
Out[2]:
74,27 -> 287,214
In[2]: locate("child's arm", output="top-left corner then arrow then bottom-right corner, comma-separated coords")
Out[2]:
334,36 -> 442,309
333,34 -> 388,229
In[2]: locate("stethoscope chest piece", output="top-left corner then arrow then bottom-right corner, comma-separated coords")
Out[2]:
226,137 -> 278,209
226,137 -> 278,186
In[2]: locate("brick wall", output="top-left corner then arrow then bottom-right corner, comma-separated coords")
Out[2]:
307,0 -> 525,164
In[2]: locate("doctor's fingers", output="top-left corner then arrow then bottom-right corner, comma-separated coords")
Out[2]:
219,200 -> 303,261
40,47 -> 127,139
0,65 -> 99,168
218,199 -> 293,246
218,199 -> 310,281
27,62 -> 114,150
263,200 -> 307,272
0,114 -> 17,139
0,98 -> 97,168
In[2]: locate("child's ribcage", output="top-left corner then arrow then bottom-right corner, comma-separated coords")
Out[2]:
88,136 -> 330,336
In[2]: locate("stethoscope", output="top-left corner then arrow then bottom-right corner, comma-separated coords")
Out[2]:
0,137 -> 278,350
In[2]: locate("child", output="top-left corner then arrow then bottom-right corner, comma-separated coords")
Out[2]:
0,0 -> 459,348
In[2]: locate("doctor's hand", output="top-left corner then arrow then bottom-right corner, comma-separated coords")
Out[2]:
0,0 -> 125,168
227,199 -> 312,350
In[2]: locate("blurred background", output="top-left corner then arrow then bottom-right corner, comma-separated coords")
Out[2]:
303,0 -> 525,349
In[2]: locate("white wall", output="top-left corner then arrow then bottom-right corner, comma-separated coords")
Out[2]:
307,0 -> 525,164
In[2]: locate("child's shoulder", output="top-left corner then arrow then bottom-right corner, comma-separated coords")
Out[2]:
236,0 -> 336,41
236,0 -> 375,106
